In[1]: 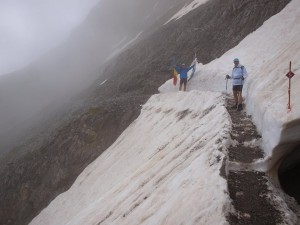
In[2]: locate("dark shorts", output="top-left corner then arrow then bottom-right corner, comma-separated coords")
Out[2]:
180,78 -> 187,85
233,85 -> 243,91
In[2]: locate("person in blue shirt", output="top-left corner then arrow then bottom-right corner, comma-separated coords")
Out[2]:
175,63 -> 195,91
226,58 -> 248,111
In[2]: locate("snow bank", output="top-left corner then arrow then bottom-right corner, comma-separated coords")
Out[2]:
30,91 -> 231,225
229,0 -> 300,161
161,0 -> 300,169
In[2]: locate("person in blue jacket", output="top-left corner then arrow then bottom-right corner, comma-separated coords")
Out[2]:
175,62 -> 195,91
226,58 -> 248,111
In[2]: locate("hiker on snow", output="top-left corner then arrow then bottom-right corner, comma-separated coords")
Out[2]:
175,62 -> 196,91
226,58 -> 248,111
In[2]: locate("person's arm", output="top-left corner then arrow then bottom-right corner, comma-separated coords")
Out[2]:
188,63 -> 195,71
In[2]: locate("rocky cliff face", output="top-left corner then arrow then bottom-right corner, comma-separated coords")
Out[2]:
0,0 -> 290,225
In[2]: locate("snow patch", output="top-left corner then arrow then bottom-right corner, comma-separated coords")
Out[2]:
164,0 -> 210,25
104,31 -> 144,63
99,79 -> 107,86
243,139 -> 261,148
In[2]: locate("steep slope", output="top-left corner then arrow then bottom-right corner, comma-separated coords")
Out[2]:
30,91 -> 231,225
0,0 -> 291,225
0,0 -> 191,156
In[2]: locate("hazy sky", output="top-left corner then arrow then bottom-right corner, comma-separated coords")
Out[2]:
0,0 -> 100,75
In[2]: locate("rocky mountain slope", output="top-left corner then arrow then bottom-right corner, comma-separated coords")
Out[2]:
0,0 -> 191,156
0,0 -> 291,224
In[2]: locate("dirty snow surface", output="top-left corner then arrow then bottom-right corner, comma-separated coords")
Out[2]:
30,0 -> 300,224
30,91 -> 230,225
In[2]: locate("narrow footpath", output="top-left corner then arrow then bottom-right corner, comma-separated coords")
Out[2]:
225,97 -> 286,225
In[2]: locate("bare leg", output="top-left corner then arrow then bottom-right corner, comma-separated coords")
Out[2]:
237,90 -> 243,111
183,84 -> 187,91
238,91 -> 243,104
179,83 -> 183,91
233,90 -> 238,104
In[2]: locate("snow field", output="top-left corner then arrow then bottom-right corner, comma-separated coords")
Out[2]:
30,91 -> 231,225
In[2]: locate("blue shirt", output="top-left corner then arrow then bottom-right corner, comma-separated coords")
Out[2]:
175,65 -> 195,79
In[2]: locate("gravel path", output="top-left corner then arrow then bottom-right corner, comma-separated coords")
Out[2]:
225,97 -> 286,225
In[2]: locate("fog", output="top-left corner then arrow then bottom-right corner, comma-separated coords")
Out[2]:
0,0 -> 191,158
0,0 -> 100,75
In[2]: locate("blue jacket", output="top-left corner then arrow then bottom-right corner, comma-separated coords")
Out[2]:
175,65 -> 195,79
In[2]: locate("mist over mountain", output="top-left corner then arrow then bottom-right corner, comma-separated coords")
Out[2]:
0,0 -> 190,157
0,0 -> 292,225
0,0 -> 100,75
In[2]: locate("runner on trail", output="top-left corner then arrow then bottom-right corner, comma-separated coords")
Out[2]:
175,62 -> 195,91
226,58 -> 248,111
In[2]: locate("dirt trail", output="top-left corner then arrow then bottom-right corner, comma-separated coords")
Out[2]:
225,97 -> 286,225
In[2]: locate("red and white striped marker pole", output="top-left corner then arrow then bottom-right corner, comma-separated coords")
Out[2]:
286,61 -> 295,111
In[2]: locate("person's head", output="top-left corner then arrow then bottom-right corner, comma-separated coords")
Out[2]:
181,63 -> 186,67
233,58 -> 239,66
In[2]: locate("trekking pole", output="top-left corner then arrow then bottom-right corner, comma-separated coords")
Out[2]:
225,75 -> 229,93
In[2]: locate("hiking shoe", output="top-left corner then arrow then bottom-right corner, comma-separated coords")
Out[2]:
237,104 -> 243,111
